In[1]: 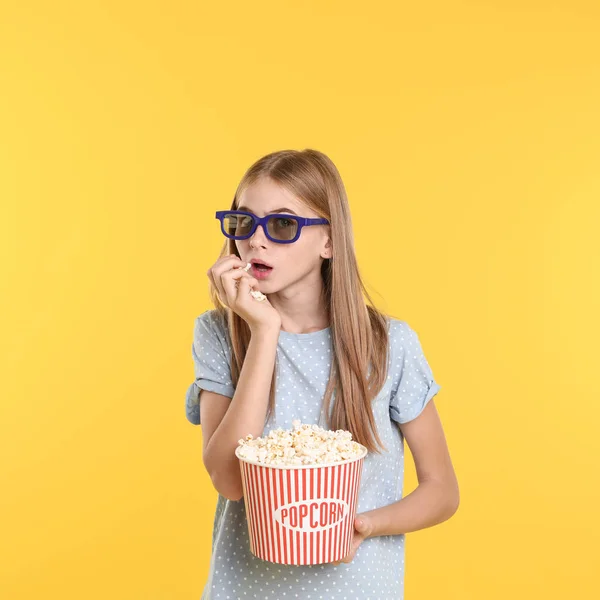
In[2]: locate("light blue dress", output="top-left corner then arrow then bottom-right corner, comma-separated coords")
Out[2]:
185,309 -> 441,600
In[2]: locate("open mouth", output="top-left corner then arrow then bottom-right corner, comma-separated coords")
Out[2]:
251,262 -> 274,279
252,261 -> 273,272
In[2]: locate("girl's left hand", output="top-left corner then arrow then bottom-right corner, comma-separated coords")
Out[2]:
332,513 -> 374,565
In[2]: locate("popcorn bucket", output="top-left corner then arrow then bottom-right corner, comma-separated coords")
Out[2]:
235,445 -> 368,565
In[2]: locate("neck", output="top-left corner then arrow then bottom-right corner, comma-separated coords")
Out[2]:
267,270 -> 329,334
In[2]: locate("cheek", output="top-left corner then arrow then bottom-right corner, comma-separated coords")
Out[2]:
284,242 -> 311,265
291,235 -> 322,262
278,245 -> 320,278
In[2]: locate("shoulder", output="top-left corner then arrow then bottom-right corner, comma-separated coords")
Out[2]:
386,316 -> 416,348
195,308 -> 226,330
385,316 -> 430,367
194,309 -> 231,345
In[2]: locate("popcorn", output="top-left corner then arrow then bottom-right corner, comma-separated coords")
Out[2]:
235,262 -> 267,302
237,420 -> 365,466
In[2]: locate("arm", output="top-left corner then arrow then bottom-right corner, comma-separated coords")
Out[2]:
363,400 -> 460,536
202,326 -> 280,502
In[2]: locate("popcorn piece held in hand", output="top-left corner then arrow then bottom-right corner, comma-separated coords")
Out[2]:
237,420 -> 365,466
238,262 -> 267,301
250,289 -> 267,301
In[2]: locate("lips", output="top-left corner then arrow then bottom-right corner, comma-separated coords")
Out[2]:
250,261 -> 273,280
250,259 -> 273,269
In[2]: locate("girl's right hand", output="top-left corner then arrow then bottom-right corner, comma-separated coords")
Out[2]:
207,254 -> 282,334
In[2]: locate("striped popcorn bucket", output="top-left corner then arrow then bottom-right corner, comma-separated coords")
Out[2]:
235,445 -> 368,565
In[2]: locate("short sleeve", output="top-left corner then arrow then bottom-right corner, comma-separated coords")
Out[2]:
185,310 -> 236,425
388,321 -> 441,424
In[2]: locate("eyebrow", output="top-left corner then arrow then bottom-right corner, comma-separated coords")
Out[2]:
237,205 -> 298,216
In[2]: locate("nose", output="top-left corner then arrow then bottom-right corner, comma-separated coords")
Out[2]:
249,222 -> 268,246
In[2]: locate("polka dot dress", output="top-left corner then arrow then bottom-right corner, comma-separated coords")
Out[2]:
185,310 -> 441,599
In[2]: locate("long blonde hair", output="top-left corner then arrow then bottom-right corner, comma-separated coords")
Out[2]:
209,149 -> 394,454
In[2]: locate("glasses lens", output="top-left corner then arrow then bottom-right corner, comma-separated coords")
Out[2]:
267,215 -> 298,241
223,213 -> 254,238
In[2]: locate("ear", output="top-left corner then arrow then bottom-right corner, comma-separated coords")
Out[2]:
321,237 -> 332,260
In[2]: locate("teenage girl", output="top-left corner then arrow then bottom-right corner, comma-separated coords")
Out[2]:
185,148 -> 459,599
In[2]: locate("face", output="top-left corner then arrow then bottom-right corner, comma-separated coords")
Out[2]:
234,178 -> 331,293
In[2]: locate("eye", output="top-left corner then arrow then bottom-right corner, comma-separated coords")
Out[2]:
274,218 -> 293,228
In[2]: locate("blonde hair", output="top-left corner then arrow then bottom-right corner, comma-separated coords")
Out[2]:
209,149 -> 394,454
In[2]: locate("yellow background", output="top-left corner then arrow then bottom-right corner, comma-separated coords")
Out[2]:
1,1 -> 599,598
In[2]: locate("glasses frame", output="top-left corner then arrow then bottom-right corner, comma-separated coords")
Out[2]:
215,210 -> 330,244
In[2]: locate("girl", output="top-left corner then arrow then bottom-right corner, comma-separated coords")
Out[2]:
185,149 -> 459,599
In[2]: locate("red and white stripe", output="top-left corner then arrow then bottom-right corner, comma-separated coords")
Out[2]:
239,455 -> 365,565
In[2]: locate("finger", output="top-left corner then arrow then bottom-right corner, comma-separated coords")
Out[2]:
225,268 -> 254,284
224,269 -> 248,306
333,548 -> 351,566
342,551 -> 355,563
208,255 -> 245,281
243,277 -> 265,301
233,274 -> 260,296
241,275 -> 266,303
209,256 -> 245,301
241,275 -> 262,305
227,271 -> 257,298
231,271 -> 258,304
246,275 -> 260,289
207,255 -> 243,280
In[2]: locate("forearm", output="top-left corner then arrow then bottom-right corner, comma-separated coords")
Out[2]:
204,327 -> 280,501
365,478 -> 460,537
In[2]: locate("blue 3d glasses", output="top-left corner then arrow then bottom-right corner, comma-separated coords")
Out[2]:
216,210 -> 329,244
